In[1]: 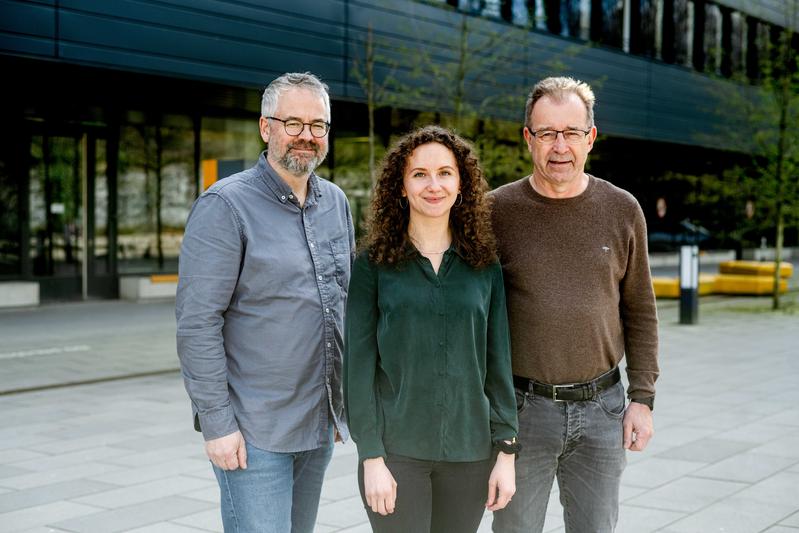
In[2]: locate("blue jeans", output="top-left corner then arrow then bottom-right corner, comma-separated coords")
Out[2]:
493,381 -> 627,533
212,428 -> 334,533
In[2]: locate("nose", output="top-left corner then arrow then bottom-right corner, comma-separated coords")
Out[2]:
427,175 -> 443,190
552,132 -> 569,151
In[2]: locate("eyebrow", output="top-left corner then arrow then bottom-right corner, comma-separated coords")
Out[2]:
280,115 -> 328,122
532,125 -> 588,130
407,165 -> 456,173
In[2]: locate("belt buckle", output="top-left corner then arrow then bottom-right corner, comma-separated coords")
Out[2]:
552,384 -> 569,402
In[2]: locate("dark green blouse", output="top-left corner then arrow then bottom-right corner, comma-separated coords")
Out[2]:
344,247 -> 517,463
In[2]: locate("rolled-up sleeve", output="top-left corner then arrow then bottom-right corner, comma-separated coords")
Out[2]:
176,193 -> 243,441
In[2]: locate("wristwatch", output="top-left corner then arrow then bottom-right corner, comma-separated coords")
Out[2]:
631,397 -> 654,411
494,437 -> 522,455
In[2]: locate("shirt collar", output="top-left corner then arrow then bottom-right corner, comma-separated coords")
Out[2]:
257,151 -> 323,206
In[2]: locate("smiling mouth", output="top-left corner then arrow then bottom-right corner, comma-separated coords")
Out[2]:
289,143 -> 318,153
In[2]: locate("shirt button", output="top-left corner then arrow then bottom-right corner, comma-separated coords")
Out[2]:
318,275 -> 323,281
289,194 -> 294,199
325,308 -> 330,313
281,195 -> 286,201
310,243 -> 315,248
327,342 -> 332,348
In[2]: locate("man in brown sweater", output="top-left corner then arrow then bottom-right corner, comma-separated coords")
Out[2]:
490,77 -> 659,533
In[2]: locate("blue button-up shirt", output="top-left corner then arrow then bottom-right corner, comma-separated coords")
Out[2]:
176,153 -> 354,452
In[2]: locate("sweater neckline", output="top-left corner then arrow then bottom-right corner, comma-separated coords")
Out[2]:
522,174 -> 596,206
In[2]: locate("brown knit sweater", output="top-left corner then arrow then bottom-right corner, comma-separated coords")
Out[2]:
490,175 -> 659,401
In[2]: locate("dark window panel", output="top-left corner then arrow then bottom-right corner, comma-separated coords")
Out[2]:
544,0 -> 562,34
589,0 -> 625,48
673,0 -> 693,67
661,0 -> 676,63
720,6 -> 733,78
746,16 -> 760,81
704,3 -> 722,75
692,0 -> 706,72
729,11 -> 747,79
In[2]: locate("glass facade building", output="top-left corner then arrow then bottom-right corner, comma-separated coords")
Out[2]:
1,0 -> 796,302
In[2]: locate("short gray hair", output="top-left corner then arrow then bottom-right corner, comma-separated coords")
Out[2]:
261,72 -> 330,118
524,76 -> 595,129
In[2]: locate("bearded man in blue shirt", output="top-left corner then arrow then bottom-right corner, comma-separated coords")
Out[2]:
176,72 -> 355,533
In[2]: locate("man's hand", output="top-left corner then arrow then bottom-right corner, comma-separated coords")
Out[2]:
486,452 -> 516,511
363,457 -> 397,516
205,430 -> 247,471
623,402 -> 654,451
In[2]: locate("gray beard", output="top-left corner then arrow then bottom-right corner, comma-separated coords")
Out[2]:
277,144 -> 327,176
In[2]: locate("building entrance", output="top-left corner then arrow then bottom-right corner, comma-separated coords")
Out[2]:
26,125 -> 117,301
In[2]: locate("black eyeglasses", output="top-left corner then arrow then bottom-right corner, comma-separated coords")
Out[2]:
529,128 -> 591,145
266,116 -> 330,138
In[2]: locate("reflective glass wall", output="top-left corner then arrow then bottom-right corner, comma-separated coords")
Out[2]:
117,112 -> 197,274
443,0 -> 790,84
28,134 -> 83,279
0,130 -> 21,277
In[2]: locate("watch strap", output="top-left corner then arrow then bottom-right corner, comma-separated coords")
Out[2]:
493,437 -> 522,455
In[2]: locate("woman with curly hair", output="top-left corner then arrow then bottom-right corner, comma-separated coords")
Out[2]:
344,125 -> 519,532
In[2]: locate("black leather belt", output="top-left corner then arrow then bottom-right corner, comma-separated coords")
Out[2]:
513,367 -> 621,402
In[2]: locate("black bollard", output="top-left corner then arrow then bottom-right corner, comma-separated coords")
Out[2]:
679,245 -> 699,324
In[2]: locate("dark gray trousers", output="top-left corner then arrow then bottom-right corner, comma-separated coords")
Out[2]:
359,453 -> 492,533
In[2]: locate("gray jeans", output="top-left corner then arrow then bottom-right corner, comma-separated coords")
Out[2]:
493,380 -> 627,533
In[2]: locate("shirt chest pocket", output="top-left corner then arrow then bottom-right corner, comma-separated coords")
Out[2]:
328,237 -> 351,291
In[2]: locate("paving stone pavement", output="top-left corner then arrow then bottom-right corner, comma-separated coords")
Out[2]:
0,294 -> 797,532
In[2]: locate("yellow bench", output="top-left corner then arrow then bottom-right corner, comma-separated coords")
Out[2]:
150,274 -> 179,283
652,277 -> 679,298
714,274 -> 788,295
652,257 -> 794,298
718,260 -> 793,278
121,275 -> 179,300
652,274 -> 717,298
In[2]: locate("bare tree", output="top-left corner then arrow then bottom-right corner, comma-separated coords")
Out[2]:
704,2 -> 798,309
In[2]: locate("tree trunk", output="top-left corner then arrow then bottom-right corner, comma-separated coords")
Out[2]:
155,122 -> 164,270
771,26 -> 791,310
367,25 -> 376,188
454,17 -> 468,131
772,207 -> 784,310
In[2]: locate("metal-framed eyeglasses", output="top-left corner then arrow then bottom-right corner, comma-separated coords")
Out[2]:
529,128 -> 591,145
266,116 -> 330,138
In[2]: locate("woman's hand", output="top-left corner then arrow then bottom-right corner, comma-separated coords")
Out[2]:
486,451 -> 516,511
363,457 -> 398,516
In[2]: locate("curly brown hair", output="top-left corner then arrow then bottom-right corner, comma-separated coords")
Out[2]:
363,125 -> 497,268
